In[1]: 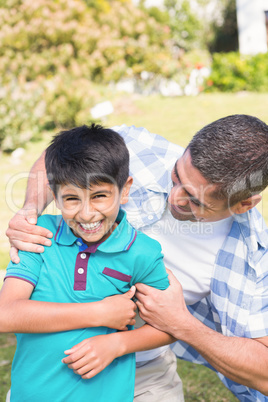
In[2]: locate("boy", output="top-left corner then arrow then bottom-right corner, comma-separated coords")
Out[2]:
0,125 -> 171,401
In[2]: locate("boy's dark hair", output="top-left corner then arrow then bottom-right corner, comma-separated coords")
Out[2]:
45,124 -> 129,196
186,114 -> 268,205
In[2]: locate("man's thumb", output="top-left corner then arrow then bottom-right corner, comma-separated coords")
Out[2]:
26,212 -> 38,225
167,269 -> 182,289
125,285 -> 136,298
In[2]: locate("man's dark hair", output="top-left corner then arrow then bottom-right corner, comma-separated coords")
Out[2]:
186,114 -> 268,205
45,124 -> 129,196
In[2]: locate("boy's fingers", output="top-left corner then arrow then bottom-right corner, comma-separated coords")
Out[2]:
124,285 -> 136,299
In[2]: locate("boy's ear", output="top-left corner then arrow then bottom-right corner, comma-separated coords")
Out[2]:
231,194 -> 262,215
120,176 -> 133,205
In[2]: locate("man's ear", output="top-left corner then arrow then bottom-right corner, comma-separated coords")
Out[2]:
120,176 -> 133,205
231,194 -> 262,215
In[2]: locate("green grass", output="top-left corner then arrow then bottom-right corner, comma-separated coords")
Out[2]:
2,92 -> 268,400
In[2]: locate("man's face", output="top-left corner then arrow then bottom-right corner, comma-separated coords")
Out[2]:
168,150 -> 233,222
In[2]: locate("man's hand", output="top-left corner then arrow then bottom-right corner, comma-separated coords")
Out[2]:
135,269 -> 190,336
62,333 -> 121,379
99,286 -> 137,330
6,207 -> 53,263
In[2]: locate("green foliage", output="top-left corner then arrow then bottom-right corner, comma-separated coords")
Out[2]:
0,81 -> 45,152
206,52 -> 268,92
0,0 -> 175,85
0,0 -> 179,152
164,0 -> 204,52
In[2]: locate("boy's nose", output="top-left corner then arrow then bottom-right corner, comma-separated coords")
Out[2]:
78,202 -> 95,220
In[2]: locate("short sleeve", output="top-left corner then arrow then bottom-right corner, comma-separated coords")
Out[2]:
131,236 -> 169,290
5,250 -> 43,288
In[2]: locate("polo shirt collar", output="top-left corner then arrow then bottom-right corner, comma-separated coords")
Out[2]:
54,210 -> 137,252
54,218 -> 78,246
98,209 -> 137,253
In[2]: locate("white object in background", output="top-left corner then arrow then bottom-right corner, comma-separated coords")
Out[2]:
236,0 -> 268,55
90,101 -> 114,119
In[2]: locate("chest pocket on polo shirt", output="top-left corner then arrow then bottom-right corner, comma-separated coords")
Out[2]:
101,267 -> 132,294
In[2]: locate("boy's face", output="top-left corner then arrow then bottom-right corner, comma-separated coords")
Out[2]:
55,177 -> 132,246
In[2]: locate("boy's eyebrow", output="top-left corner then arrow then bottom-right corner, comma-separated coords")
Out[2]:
91,190 -> 112,196
173,162 -> 208,208
61,193 -> 80,199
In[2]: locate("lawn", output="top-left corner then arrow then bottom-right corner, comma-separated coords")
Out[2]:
1,92 -> 268,401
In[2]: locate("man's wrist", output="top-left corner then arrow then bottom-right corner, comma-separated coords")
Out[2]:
22,201 -> 40,216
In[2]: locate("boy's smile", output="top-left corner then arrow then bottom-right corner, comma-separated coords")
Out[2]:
55,179 -> 132,246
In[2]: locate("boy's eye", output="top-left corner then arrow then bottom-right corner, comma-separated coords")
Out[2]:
66,197 -> 79,202
92,194 -> 106,199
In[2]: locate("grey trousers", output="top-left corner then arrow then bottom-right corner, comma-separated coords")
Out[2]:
134,347 -> 184,402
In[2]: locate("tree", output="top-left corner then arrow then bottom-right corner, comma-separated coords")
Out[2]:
208,0 -> 238,53
164,0 -> 205,52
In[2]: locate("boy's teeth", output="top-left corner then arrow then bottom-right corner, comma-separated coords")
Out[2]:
80,221 -> 101,230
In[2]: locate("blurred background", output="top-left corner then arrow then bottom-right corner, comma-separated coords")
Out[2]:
1,0 -> 268,400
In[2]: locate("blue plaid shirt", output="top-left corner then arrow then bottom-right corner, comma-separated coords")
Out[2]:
114,125 -> 268,402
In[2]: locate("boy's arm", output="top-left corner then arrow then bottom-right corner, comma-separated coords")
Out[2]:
62,323 -> 176,379
6,151 -> 53,263
0,278 -> 137,333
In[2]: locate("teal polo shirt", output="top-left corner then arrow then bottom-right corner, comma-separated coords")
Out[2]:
6,210 -> 169,402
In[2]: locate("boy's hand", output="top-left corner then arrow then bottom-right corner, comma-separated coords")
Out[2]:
99,286 -> 137,330
6,207 -> 53,263
62,333 -> 121,379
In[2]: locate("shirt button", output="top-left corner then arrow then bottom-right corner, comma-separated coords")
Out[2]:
77,241 -> 82,246
80,253 -> 87,259
78,268 -> 84,274
148,214 -> 154,220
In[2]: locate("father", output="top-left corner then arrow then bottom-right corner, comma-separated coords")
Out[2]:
6,115 -> 268,401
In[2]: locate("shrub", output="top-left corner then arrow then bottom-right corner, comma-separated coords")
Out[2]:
0,0 -> 181,151
205,52 -> 268,92
0,80 -> 45,152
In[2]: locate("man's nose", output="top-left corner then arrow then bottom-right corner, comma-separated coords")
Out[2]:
168,185 -> 189,206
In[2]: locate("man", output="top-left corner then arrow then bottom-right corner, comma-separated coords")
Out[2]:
6,115 -> 268,401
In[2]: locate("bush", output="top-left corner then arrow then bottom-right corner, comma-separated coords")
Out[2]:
0,0 -> 176,85
205,52 -> 268,92
0,81 -> 45,152
0,0 -> 181,151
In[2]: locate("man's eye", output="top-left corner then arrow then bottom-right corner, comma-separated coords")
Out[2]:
189,198 -> 200,207
66,197 -> 79,201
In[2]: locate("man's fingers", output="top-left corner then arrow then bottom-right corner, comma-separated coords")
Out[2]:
8,221 -> 53,238
135,282 -> 152,295
8,230 -> 52,247
135,290 -> 146,303
9,240 -> 45,254
9,246 -> 20,264
25,211 -> 38,225
166,270 -> 183,290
